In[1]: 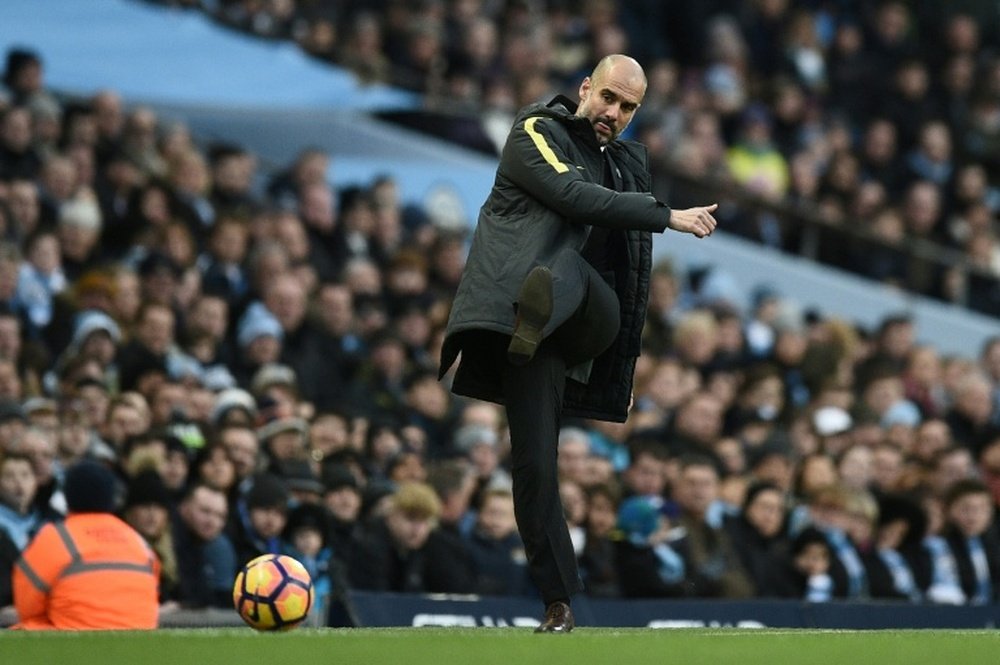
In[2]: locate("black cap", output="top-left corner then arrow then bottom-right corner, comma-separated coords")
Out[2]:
246,473 -> 290,512
321,464 -> 359,493
124,469 -> 172,510
272,458 -> 324,496
138,251 -> 182,279
283,503 -> 332,546
64,461 -> 118,513
0,399 -> 27,424
3,47 -> 40,87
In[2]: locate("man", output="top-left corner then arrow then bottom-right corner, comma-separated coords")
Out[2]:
439,54 -> 717,632
11,461 -> 159,629
349,481 -> 475,594
0,452 -> 45,553
672,455 -> 754,599
227,472 -> 290,564
171,482 -> 237,608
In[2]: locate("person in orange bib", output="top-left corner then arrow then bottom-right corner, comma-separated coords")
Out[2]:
12,461 -> 160,630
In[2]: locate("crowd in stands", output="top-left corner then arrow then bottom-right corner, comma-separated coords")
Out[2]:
1,1 -> 1000,628
160,0 -> 1000,316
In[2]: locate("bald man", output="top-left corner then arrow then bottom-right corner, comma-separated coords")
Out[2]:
439,55 -> 717,632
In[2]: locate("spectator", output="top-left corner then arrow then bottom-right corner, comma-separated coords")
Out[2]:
15,230 -> 65,330
620,438 -> 669,499
724,481 -> 789,594
282,502 -> 336,627
122,468 -> 179,604
0,452 -> 48,552
453,423 -> 510,496
464,486 -> 531,596
613,493 -> 687,598
228,472 -> 290,565
216,422 -> 260,490
349,481 -> 475,594
262,272 -> 333,409
942,479 -> 1000,604
579,481 -> 622,598
763,526 -> 835,601
425,457 -> 477,537
867,493 -> 926,602
171,482 -> 237,608
805,484 -> 869,599
0,107 -> 42,182
199,215 -> 250,309
672,454 -> 754,598
231,303 -> 284,388
319,463 -> 362,560
0,526 -> 17,607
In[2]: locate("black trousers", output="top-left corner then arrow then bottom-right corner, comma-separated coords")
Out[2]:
501,249 -> 620,604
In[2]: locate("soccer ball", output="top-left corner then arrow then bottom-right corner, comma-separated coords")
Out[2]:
233,554 -> 314,631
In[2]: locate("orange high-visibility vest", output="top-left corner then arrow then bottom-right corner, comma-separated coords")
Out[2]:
12,512 -> 160,630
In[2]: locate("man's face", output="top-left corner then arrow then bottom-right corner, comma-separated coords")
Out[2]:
949,492 -> 993,537
221,428 -> 259,479
576,63 -> 645,145
181,486 -> 228,541
0,458 -> 36,513
125,503 -> 169,539
477,494 -> 516,540
324,487 -> 361,523
249,506 -> 287,539
386,510 -> 434,551
675,464 -> 719,518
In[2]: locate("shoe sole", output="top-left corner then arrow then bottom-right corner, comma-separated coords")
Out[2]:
508,266 -> 554,366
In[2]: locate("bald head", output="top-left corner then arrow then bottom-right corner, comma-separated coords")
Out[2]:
591,55 -> 647,91
577,54 -> 647,145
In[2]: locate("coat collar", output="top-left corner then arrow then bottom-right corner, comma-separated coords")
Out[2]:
542,95 -> 603,151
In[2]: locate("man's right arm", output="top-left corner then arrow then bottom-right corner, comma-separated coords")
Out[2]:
502,116 -> 717,237
501,116 -> 669,232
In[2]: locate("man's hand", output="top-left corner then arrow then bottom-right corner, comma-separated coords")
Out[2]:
668,204 -> 718,238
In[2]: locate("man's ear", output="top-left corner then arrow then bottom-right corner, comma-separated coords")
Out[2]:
579,76 -> 592,102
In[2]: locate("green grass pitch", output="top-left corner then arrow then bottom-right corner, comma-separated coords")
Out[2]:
3,628 -> 1000,665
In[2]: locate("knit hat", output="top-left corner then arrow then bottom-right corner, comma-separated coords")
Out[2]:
321,464 -> 359,494
812,406 -> 853,437
64,461 -> 118,513
283,502 -> 332,546
138,251 -> 181,279
881,400 -> 922,429
71,309 -> 122,348
246,473 -> 290,512
272,458 -> 324,496
256,415 -> 307,444
250,363 -> 297,396
3,48 -> 40,88
124,469 -> 172,510
210,388 -> 258,426
237,303 -> 284,348
0,398 -> 26,424
452,424 -> 498,453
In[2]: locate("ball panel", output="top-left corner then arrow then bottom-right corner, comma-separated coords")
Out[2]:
247,559 -> 285,597
274,584 -> 311,624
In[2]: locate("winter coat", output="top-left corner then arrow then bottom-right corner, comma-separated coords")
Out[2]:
439,95 -> 670,422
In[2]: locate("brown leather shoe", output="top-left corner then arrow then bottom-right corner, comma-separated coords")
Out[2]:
534,601 -> 574,633
508,266 -> 553,366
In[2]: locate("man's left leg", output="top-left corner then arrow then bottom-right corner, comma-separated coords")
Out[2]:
502,343 -> 579,632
